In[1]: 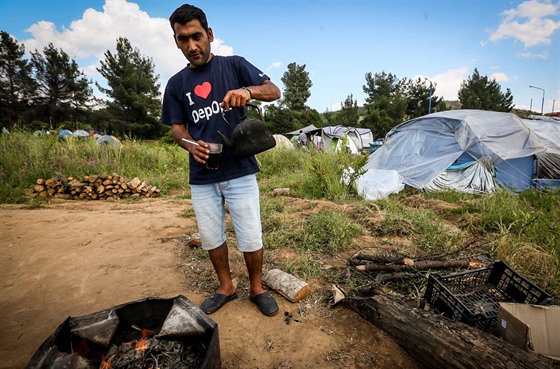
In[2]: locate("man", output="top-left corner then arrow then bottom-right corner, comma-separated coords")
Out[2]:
162,4 -> 281,316
298,130 -> 307,146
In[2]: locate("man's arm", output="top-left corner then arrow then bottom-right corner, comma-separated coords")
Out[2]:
171,123 -> 210,165
245,79 -> 281,102
221,79 -> 281,111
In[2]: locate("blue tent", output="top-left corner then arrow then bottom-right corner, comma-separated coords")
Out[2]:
58,129 -> 73,139
96,135 -> 122,147
362,110 -> 560,195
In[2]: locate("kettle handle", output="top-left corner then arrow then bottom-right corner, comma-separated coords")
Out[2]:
221,102 -> 259,131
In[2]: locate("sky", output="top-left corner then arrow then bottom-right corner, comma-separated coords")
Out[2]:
1,0 -> 559,114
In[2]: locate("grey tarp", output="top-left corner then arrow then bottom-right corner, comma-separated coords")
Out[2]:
363,110 -> 560,194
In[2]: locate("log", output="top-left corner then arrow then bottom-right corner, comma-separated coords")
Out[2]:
351,253 -> 403,264
355,260 -> 473,272
33,184 -> 45,193
30,174 -> 159,200
342,290 -> 551,369
263,269 -> 312,302
271,188 -> 291,197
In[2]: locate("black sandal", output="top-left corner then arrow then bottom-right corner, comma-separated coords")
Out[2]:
250,292 -> 279,316
200,292 -> 238,314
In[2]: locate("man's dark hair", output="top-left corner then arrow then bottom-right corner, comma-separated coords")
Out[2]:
169,4 -> 209,33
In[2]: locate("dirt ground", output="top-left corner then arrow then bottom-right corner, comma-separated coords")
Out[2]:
0,197 -> 421,369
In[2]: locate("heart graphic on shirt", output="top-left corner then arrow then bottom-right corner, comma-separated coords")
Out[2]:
194,82 -> 212,99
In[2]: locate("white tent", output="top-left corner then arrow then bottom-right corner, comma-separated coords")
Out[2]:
272,134 -> 294,150
317,126 -> 373,151
72,130 -> 90,137
360,110 -> 560,196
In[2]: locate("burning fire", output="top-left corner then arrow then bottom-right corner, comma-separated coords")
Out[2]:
135,328 -> 154,351
99,357 -> 112,369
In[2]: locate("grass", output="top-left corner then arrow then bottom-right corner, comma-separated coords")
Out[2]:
0,130 -> 190,203
1,131 -> 558,299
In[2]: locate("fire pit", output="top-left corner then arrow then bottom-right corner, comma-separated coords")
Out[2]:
25,295 -> 220,369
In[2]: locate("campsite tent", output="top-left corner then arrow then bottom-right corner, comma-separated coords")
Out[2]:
58,129 -> 73,139
313,126 -> 373,152
286,125 -> 318,137
273,134 -> 294,150
96,135 -> 122,147
362,110 -> 560,195
73,129 -> 90,137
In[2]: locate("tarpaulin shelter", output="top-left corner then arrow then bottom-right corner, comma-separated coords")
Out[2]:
285,125 -> 318,137
311,126 -> 373,152
360,110 -> 560,196
273,134 -> 294,150
96,135 -> 122,148
58,129 -> 73,139
72,129 -> 90,137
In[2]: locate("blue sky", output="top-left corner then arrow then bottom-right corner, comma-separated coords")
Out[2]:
1,0 -> 558,114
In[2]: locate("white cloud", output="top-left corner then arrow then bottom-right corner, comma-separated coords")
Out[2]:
491,72 -> 510,82
489,0 -> 560,48
268,61 -> 282,70
19,0 -> 234,97
416,67 -> 471,101
516,51 -> 549,59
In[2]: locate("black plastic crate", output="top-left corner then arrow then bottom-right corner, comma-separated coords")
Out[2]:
424,260 -> 552,332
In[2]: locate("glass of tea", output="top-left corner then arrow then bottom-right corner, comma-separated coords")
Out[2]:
206,143 -> 222,170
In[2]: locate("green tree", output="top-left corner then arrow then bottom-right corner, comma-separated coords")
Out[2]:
0,31 -> 37,129
266,62 -> 317,134
264,104 -> 298,134
458,68 -> 513,112
332,94 -> 359,126
30,43 -> 92,128
96,37 -> 162,139
280,62 -> 312,111
362,71 -> 408,138
404,78 -> 445,118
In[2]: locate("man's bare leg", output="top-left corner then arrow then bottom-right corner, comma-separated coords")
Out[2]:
245,248 -> 278,316
208,242 -> 236,296
243,248 -> 266,297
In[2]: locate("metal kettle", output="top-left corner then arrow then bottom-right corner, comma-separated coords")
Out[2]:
217,103 -> 276,159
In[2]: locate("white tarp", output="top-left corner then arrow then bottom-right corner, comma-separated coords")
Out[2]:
357,169 -> 405,200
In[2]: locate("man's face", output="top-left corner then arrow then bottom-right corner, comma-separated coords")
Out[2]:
173,19 -> 214,68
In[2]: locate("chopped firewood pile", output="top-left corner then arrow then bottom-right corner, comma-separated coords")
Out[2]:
30,173 -> 160,200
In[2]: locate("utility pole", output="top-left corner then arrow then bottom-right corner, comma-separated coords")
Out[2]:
529,85 -> 545,115
425,78 -> 433,114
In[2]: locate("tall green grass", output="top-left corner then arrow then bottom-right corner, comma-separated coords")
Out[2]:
0,130 -> 190,202
1,132 -> 558,298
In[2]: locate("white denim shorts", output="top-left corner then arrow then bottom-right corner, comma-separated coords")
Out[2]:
190,174 -> 263,252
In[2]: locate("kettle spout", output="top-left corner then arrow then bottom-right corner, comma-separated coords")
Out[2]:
217,131 -> 234,147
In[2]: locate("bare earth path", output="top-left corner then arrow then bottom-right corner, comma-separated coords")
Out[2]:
0,198 -> 419,369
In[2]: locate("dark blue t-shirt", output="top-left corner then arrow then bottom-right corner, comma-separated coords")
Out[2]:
162,55 -> 270,185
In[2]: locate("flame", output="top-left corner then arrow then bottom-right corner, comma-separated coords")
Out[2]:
100,357 -> 112,369
135,328 -> 154,351
135,339 -> 149,351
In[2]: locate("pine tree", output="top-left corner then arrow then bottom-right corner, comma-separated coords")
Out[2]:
404,77 -> 445,119
458,68 -> 513,112
31,43 -> 92,128
96,37 -> 162,139
362,71 -> 408,137
0,31 -> 37,129
280,62 -> 312,111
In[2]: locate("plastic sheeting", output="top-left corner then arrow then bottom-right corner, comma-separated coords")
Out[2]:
356,169 -> 405,200
422,160 -> 496,194
364,110 -> 559,193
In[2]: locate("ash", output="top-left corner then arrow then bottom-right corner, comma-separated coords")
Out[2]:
102,338 -> 203,369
